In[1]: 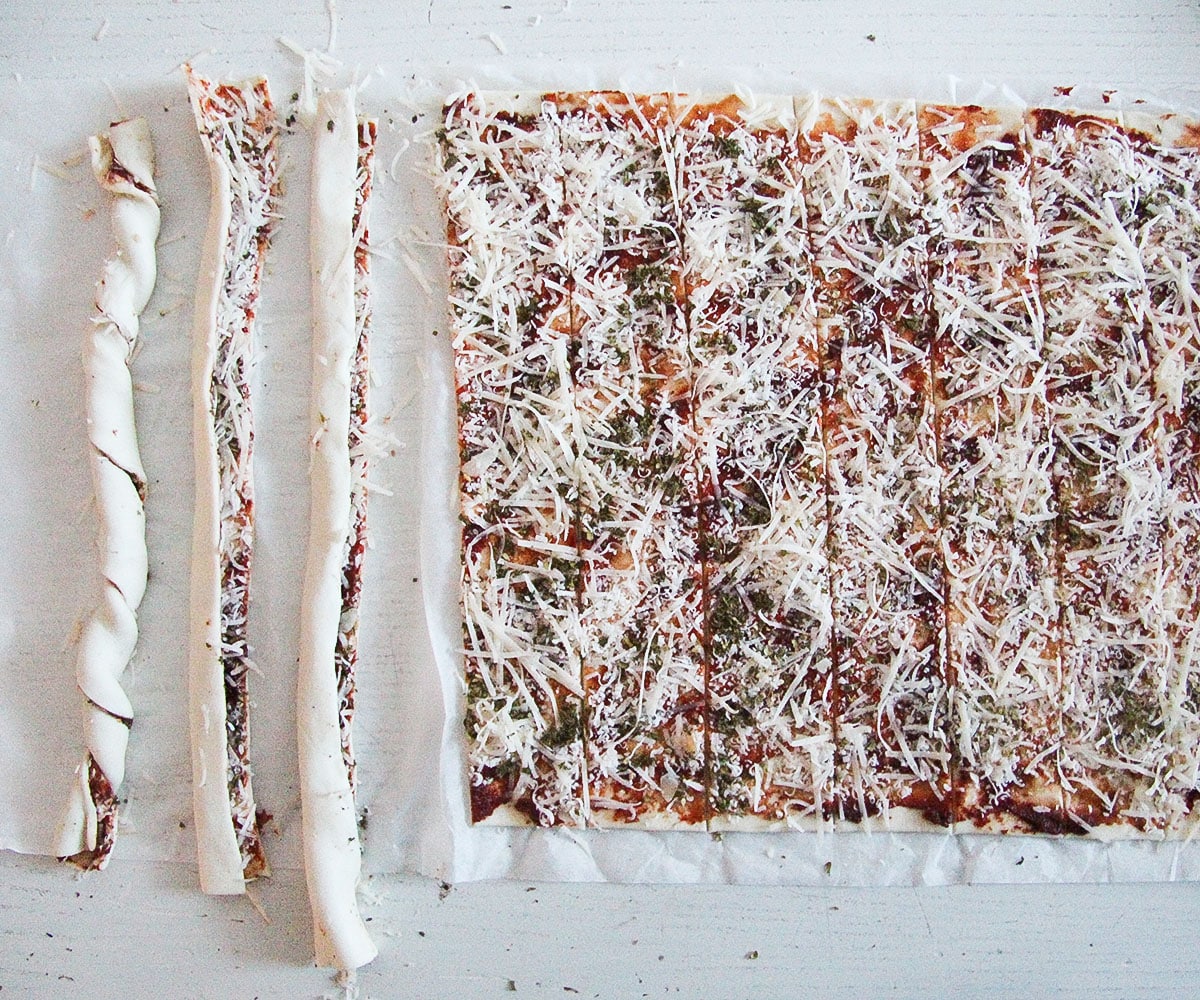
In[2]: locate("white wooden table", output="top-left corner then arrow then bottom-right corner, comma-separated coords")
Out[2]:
3,852 -> 1199,998
3,2 -> 1199,996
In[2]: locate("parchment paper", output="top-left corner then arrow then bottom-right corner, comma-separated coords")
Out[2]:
3,61 -> 1199,889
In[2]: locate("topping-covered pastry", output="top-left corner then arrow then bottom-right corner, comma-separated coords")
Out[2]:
186,66 -> 279,893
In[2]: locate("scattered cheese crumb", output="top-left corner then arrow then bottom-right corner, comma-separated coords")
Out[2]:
277,35 -> 341,122
326,0 -> 339,53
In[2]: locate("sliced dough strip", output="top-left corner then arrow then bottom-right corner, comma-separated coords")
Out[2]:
803,97 -> 951,830
558,93 -> 708,828
1136,117 -> 1200,833
442,94 -> 588,827
919,106 -> 1065,833
56,117 -> 159,868
337,118 -> 376,802
1032,109 -> 1178,835
299,89 -> 378,971
676,95 -> 835,830
186,66 -> 279,893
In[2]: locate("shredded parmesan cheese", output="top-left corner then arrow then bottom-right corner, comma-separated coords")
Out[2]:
441,92 -> 1200,838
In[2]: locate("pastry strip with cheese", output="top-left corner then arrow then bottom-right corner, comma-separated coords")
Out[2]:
557,93 -> 708,827
56,117 -> 159,868
1032,109 -> 1177,834
298,89 -> 377,971
442,95 -> 587,826
919,105 -> 1064,833
1135,116 -> 1200,832
186,67 -> 279,892
676,95 -> 834,829
803,98 -> 951,829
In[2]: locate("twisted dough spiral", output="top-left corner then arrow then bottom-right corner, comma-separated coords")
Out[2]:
56,117 -> 159,868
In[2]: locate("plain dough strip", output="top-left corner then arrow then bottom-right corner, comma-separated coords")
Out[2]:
298,88 -> 377,971
185,66 -> 279,895
55,117 -> 159,869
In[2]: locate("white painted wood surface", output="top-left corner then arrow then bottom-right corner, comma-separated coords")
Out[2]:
3,1 -> 1200,995
3,851 -> 1200,999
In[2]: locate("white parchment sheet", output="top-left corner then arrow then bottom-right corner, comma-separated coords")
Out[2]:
3,59 -> 1200,889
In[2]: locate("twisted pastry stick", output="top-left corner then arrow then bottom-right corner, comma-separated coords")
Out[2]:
299,88 -> 377,971
56,117 -> 159,869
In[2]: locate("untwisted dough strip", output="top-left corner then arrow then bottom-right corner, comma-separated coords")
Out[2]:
56,117 -> 159,870
299,87 -> 378,972
185,66 -> 279,894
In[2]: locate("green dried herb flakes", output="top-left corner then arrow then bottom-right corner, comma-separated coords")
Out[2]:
740,197 -> 770,233
515,296 -> 540,327
748,587 -> 775,614
627,262 -> 675,310
709,589 -> 750,651
712,134 -> 742,159
541,702 -> 582,748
